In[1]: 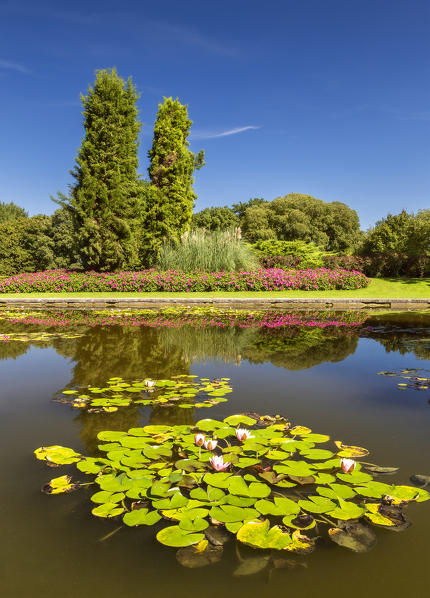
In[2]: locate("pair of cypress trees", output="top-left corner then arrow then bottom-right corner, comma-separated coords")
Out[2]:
57,68 -> 204,271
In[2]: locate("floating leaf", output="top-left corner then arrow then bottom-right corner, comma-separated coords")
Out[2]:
255,497 -> 300,517
156,525 -> 205,547
330,498 -> 365,520
123,508 -> 162,526
334,441 -> 369,458
43,475 -> 76,494
298,496 -> 336,514
223,415 -> 257,427
237,520 -> 292,550
92,502 -> 124,518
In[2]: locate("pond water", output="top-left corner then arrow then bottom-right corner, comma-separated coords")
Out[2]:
0,308 -> 429,598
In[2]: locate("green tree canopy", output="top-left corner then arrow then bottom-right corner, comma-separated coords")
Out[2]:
191,206 -> 238,231
0,201 -> 28,223
232,198 -> 267,220
56,68 -> 144,271
0,215 -> 55,275
240,193 -> 362,252
362,209 -> 430,256
144,97 -> 204,261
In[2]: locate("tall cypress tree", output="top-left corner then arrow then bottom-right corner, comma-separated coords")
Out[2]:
57,68 -> 144,271
144,97 -> 204,260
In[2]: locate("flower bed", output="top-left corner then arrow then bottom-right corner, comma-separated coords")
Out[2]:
0,268 -> 369,293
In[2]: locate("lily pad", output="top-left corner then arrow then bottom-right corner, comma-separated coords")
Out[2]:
156,525 -> 205,548
237,519 -> 292,550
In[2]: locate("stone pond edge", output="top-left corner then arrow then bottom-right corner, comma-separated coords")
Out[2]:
0,297 -> 429,311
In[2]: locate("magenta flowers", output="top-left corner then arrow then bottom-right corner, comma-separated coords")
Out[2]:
0,267 -> 369,294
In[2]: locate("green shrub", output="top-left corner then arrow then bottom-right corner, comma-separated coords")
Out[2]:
253,240 -> 325,269
157,229 -> 259,272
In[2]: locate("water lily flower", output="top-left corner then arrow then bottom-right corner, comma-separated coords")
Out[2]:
235,428 -> 253,442
144,379 -> 156,388
194,433 -> 205,447
340,458 -> 356,473
204,438 -> 218,451
210,455 -> 230,471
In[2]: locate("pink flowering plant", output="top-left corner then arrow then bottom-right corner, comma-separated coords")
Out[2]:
0,268 -> 369,293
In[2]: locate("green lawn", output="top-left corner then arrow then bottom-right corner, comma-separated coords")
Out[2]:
0,278 -> 428,298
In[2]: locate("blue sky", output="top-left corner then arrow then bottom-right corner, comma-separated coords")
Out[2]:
0,0 -> 428,229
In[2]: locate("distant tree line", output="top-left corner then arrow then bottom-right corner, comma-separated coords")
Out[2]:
0,68 -> 428,277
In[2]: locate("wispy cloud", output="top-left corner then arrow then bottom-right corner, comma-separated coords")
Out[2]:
0,59 -> 29,74
191,126 -> 260,140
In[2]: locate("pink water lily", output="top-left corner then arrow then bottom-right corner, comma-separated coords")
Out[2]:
195,433 -> 205,447
204,438 -> 218,451
210,455 -> 230,471
340,458 -> 356,473
235,428 -> 253,442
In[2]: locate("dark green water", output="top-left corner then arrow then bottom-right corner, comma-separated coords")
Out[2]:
0,310 -> 429,597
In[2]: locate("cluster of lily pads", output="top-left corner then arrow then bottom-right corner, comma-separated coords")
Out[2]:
378,368 -> 430,391
56,375 -> 232,413
34,413 -> 429,564
0,331 -> 83,343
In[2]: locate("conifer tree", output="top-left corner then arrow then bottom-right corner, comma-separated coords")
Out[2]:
57,68 -> 144,271
144,97 -> 204,260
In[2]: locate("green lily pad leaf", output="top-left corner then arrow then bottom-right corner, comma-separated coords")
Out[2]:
285,530 -> 316,554
34,446 -> 81,465
195,419 -> 224,432
76,458 -> 107,474
92,502 -> 124,518
148,480 -> 171,497
330,498 -> 366,520
312,458 -> 342,470
298,495 -> 336,514
91,490 -> 125,504
43,475 -> 76,494
152,492 -> 189,510
228,476 -> 271,498
223,415 -> 257,427
179,517 -> 209,532
225,521 -> 243,533
313,472 -> 336,484
266,450 -> 290,460
282,513 -> 316,530
337,471 -> 373,484
144,425 -> 172,434
97,431 -> 127,442
317,483 -> 356,500
226,495 -> 256,507
123,508 -> 162,526
255,497 -> 300,516
353,481 -> 392,498
190,486 -> 225,502
156,525 -> 205,548
210,505 -> 258,523
300,448 -> 334,460
203,472 -> 232,489
236,457 -> 261,468
175,459 -> 203,472
274,461 -> 315,478
328,523 -> 377,553
237,519 -> 292,550
387,485 -> 430,503
305,434 -> 330,443
334,440 -> 369,458
118,437 -> 149,450
97,473 -> 133,492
